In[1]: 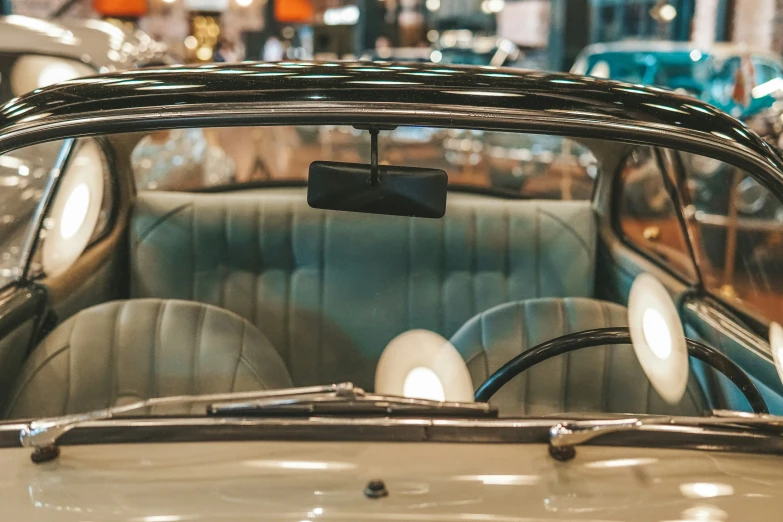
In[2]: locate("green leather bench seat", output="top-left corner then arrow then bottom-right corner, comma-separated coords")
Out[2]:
131,189 -> 597,390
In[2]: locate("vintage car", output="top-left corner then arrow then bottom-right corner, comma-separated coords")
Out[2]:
571,40 -> 783,120
2,62 -> 783,520
0,15 -> 173,100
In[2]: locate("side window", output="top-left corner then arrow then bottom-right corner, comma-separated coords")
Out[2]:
679,152 -> 783,324
616,146 -> 697,280
32,139 -> 113,278
0,140 -> 66,289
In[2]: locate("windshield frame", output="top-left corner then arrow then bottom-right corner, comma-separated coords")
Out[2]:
1,101 -> 782,203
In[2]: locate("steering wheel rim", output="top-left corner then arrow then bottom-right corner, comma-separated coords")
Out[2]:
473,327 -> 769,415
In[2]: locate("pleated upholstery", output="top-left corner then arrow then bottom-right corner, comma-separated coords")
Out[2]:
450,297 -> 708,416
4,299 -> 292,418
131,189 -> 597,389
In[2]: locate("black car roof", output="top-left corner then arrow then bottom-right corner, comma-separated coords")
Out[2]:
0,61 -> 781,187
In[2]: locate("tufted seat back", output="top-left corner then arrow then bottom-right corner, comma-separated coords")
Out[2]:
131,189 -> 597,389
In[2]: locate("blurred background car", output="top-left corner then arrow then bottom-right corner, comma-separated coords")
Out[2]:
0,15 -> 173,101
571,41 -> 783,120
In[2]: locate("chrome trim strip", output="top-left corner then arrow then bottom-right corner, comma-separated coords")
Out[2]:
18,137 -> 75,281
685,300 -> 772,362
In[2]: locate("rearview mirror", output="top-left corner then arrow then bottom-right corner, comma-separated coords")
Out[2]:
307,161 -> 448,218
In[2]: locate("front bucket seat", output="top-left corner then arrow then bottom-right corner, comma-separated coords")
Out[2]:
450,297 -> 708,416
5,299 -> 292,419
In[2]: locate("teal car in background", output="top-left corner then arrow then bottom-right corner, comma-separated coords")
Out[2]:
571,41 -> 783,120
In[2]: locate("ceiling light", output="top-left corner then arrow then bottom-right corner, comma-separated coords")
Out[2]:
426,0 -> 440,11
487,0 -> 505,13
650,1 -> 677,22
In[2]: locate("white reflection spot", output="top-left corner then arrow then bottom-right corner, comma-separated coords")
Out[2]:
403,367 -> 445,401
642,308 -> 672,360
60,183 -> 90,240
680,482 -> 735,499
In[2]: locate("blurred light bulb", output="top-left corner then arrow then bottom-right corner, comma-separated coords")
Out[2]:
60,183 -> 90,240
487,0 -> 505,12
236,0 -> 253,6
770,322 -> 783,384
430,50 -> 442,63
426,0 -> 440,11
184,36 -> 198,49
658,4 -> 677,21
642,308 -> 672,359
403,367 -> 445,401
38,62 -> 80,88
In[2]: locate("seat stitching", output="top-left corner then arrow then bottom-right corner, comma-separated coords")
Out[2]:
560,299 -> 569,411
110,302 -> 123,407
521,301 -> 530,415
152,301 -> 165,402
538,207 -> 593,257
239,354 -> 271,389
65,316 -> 75,413
440,210 -> 446,334
504,205 -> 510,302
407,217 -> 412,331
600,300 -> 611,412
190,202 -> 195,301
464,345 -> 486,370
192,305 -> 207,396
479,313 -> 489,379
318,211 -> 326,383
5,344 -> 72,415
283,201 -> 293,365
134,202 -> 192,245
220,202 -> 228,308
251,200 -> 260,329
534,204 -> 540,297
470,206 -> 477,319
231,320 -> 246,391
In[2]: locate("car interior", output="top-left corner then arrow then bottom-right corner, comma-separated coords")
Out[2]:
2,124 -> 779,420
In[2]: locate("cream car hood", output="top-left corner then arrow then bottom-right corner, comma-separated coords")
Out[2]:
1,440 -> 780,521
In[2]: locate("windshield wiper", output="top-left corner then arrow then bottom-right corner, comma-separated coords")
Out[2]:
20,382 -> 495,464
548,410 -> 783,461
21,383 -> 356,463
207,386 -> 496,418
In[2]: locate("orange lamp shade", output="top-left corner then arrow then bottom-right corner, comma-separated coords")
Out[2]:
274,0 -> 313,23
93,0 -> 148,17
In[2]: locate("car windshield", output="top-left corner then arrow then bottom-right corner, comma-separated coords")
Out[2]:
1,122 -> 782,425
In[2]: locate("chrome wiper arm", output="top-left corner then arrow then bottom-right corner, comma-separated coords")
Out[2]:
548,410 -> 783,461
207,388 -> 497,418
20,383 -> 356,463
548,417 -> 673,461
